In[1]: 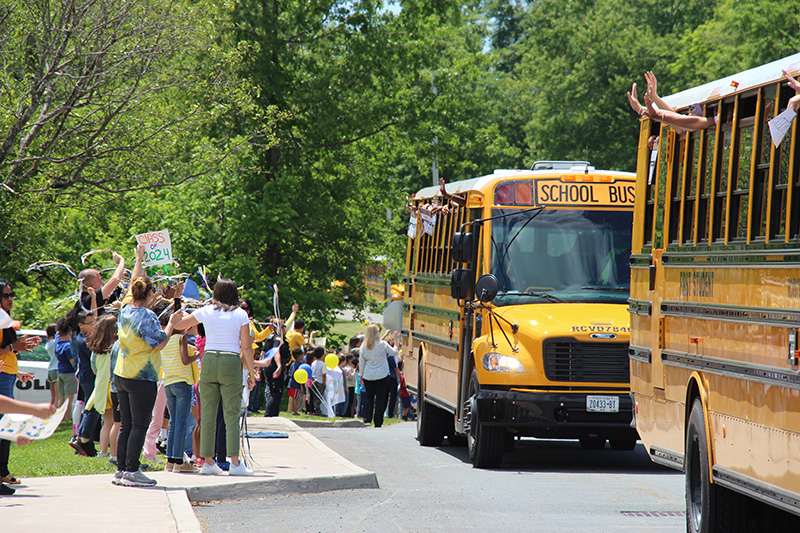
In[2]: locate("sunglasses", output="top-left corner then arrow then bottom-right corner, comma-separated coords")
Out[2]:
1,292 -> 15,299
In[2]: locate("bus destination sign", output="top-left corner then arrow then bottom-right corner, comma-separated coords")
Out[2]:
534,178 -> 634,207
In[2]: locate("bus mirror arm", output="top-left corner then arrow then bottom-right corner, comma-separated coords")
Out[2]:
472,300 -> 519,352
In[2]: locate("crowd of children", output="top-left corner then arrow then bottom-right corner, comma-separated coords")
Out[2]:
0,246 -> 414,495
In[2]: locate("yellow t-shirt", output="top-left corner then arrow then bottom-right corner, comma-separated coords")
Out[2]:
286,330 -> 305,352
249,320 -> 273,350
0,350 -> 17,375
1,327 -> 18,374
161,334 -> 197,386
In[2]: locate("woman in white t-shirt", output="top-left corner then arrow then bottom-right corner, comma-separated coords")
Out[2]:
359,325 -> 399,428
176,279 -> 255,476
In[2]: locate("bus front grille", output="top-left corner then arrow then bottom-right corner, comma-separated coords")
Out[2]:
543,339 -> 629,383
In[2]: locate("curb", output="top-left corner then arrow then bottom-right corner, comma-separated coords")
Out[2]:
167,488 -> 203,533
185,471 -> 379,503
289,418 -> 369,428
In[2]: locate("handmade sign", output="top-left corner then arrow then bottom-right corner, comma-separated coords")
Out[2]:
407,215 -> 418,239
769,108 -> 797,148
135,230 -> 173,267
421,212 -> 436,236
0,401 -> 67,442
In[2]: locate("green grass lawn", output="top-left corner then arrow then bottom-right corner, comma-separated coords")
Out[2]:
328,318 -> 369,340
9,421 -> 119,478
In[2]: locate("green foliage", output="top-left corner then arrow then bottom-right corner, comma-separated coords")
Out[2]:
4,0 -> 800,330
669,0 -> 800,86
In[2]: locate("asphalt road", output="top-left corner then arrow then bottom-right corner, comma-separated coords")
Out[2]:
193,422 -> 685,532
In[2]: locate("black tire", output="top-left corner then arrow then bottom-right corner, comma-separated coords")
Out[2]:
579,437 -> 606,450
686,398 -> 744,533
609,438 -> 637,451
417,356 -> 444,447
467,371 -> 505,468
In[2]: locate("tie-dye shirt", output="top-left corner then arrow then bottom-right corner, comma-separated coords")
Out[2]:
113,305 -> 166,382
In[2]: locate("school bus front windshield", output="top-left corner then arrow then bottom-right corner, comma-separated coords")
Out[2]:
490,208 -> 632,305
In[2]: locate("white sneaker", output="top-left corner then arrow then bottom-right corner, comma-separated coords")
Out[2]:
229,462 -> 254,476
201,462 -> 223,475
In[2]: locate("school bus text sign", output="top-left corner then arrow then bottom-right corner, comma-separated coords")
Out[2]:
534,179 -> 635,207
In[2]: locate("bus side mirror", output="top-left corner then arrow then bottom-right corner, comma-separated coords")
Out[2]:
474,274 -> 498,303
451,232 -> 474,264
451,268 -> 473,300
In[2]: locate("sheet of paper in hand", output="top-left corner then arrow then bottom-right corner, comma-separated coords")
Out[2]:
769,107 -> 797,148
0,401 -> 68,442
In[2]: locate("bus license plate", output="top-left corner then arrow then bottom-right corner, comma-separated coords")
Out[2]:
586,396 -> 619,413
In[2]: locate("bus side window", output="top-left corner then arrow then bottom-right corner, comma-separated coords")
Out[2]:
750,85 -> 775,242
653,128 -> 671,249
668,131 -> 686,245
682,130 -> 702,245
730,93 -> 757,242
769,83 -> 797,241
711,100 -> 736,244
698,104 -> 718,244
643,121 -> 661,248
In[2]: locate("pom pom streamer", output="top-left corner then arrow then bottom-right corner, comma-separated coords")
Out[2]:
80,249 -> 112,265
26,261 -> 77,279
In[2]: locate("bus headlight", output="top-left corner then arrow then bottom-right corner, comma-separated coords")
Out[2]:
482,352 -> 524,373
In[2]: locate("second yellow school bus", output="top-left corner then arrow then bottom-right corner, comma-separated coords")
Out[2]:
403,161 -> 638,468
629,53 -> 800,530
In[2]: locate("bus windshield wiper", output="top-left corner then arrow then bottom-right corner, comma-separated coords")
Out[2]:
581,286 -> 629,292
502,290 -> 565,303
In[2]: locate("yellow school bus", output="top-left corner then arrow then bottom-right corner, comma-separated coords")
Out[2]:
403,162 -> 637,468
629,53 -> 800,530
364,261 -> 403,303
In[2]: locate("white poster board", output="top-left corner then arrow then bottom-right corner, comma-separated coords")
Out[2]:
407,216 -> 418,239
0,401 -> 67,442
135,229 -> 173,267
421,212 -> 437,236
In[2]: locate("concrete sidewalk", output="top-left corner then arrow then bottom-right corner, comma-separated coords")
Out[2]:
0,417 -> 378,532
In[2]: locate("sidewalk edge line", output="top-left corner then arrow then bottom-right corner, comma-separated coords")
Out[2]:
166,487 -> 203,533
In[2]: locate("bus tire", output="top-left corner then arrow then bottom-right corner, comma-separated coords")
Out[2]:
609,438 -> 637,451
417,357 -> 444,447
685,398 -> 743,533
467,371 -> 505,469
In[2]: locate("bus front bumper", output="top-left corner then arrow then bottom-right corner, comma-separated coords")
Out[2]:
474,389 -> 637,440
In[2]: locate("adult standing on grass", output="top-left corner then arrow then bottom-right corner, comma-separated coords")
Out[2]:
358,325 -> 400,428
113,276 -> 183,487
175,278 -> 256,476
0,279 -> 39,495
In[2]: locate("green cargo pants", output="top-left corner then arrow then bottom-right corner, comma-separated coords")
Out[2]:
199,350 -> 244,458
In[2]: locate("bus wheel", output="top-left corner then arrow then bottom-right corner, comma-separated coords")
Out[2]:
467,371 -> 504,469
417,357 -> 444,447
579,437 -> 606,450
609,438 -> 637,451
685,398 -> 741,533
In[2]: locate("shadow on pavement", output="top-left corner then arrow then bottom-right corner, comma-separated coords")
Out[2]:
429,436 -> 680,475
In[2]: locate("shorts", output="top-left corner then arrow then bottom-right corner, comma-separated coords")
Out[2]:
111,392 -> 120,422
57,372 -> 79,397
401,396 -> 412,409
287,387 -> 299,398
47,369 -> 58,384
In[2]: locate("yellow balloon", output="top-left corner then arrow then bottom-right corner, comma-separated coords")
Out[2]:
293,368 -> 308,383
325,353 -> 339,370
